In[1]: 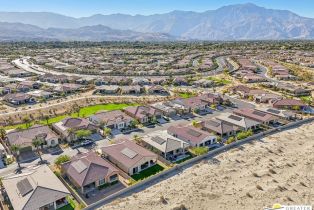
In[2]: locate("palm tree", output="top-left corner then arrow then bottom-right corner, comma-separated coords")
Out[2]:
22,117 -> 31,129
103,127 -> 111,138
0,127 -> 6,144
10,145 -> 21,172
32,136 -> 44,164
43,115 -> 50,125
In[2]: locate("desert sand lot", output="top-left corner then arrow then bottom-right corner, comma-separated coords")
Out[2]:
101,122 -> 314,210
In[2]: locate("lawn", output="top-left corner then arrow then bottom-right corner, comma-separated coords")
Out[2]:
299,96 -> 313,104
57,204 -> 74,210
4,103 -> 139,130
207,76 -> 231,85
175,154 -> 193,164
131,164 -> 164,181
178,92 -> 196,99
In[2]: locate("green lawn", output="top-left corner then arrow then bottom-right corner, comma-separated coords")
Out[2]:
132,164 -> 164,181
299,96 -> 313,104
207,76 -> 231,85
57,204 -> 74,210
4,103 -> 139,130
178,92 -> 196,99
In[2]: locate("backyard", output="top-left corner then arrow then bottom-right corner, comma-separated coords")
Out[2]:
131,164 -> 164,181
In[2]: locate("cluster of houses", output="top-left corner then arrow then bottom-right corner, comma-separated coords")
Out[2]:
261,82 -> 311,97
263,60 -> 298,81
234,58 -> 268,83
230,85 -> 307,110
1,98 -> 300,209
32,49 -> 218,76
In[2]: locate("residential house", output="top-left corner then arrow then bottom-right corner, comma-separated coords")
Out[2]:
142,130 -> 189,161
168,125 -> 217,147
198,93 -> 224,105
150,102 -> 177,117
100,139 -> 157,175
89,110 -> 134,131
243,74 -> 268,83
147,85 -> 169,95
2,165 -> 70,210
216,113 -> 261,131
61,152 -> 120,193
270,99 -> 306,110
201,119 -> 238,137
255,108 -> 296,120
3,93 -> 35,105
233,108 -> 279,125
6,125 -> 59,153
120,86 -> 143,95
172,97 -> 207,113
95,85 -> 120,95
124,106 -> 163,124
53,83 -> 83,95
52,118 -> 99,142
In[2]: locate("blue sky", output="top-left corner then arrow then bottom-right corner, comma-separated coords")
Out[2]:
0,0 -> 313,18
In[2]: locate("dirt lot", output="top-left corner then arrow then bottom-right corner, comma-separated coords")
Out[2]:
100,122 -> 314,210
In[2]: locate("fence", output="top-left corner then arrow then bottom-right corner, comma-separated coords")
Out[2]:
84,117 -> 314,210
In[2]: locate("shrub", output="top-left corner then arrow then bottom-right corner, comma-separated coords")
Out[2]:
54,155 -> 71,166
226,136 -> 236,144
190,147 -> 209,156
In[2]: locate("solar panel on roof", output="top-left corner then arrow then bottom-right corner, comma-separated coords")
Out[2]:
152,136 -> 166,145
252,110 -> 267,117
121,148 -> 138,159
187,129 -> 202,137
228,115 -> 242,121
72,160 -> 87,174
266,108 -> 280,114
17,178 -> 33,197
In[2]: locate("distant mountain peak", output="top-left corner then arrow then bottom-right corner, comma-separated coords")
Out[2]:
0,3 -> 314,40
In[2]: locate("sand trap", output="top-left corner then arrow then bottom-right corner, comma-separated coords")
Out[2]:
100,122 -> 314,210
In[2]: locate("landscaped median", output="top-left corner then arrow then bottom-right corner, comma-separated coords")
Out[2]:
4,103 -> 139,130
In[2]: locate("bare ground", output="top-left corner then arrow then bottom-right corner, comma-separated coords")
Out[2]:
100,122 -> 314,210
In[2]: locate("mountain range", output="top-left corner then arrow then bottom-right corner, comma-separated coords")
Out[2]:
1,3 -> 314,41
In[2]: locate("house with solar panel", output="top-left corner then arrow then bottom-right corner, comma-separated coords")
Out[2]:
100,139 -> 158,175
2,165 -> 70,210
142,130 -> 189,161
61,151 -> 120,194
233,108 -> 279,125
255,108 -> 296,120
167,125 -> 217,148
216,113 -> 261,131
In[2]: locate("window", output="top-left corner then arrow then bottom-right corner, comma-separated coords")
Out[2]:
110,174 -> 118,182
133,167 -> 138,174
99,178 -> 105,186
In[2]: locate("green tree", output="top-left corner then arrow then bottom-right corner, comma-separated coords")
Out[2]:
103,127 -> 112,138
32,136 -> 44,163
133,134 -> 143,144
54,155 -> 70,167
0,127 -> 6,144
75,129 -> 92,139
22,117 -> 31,129
10,144 -> 21,172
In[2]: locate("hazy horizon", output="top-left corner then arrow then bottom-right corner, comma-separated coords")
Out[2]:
0,0 -> 313,18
